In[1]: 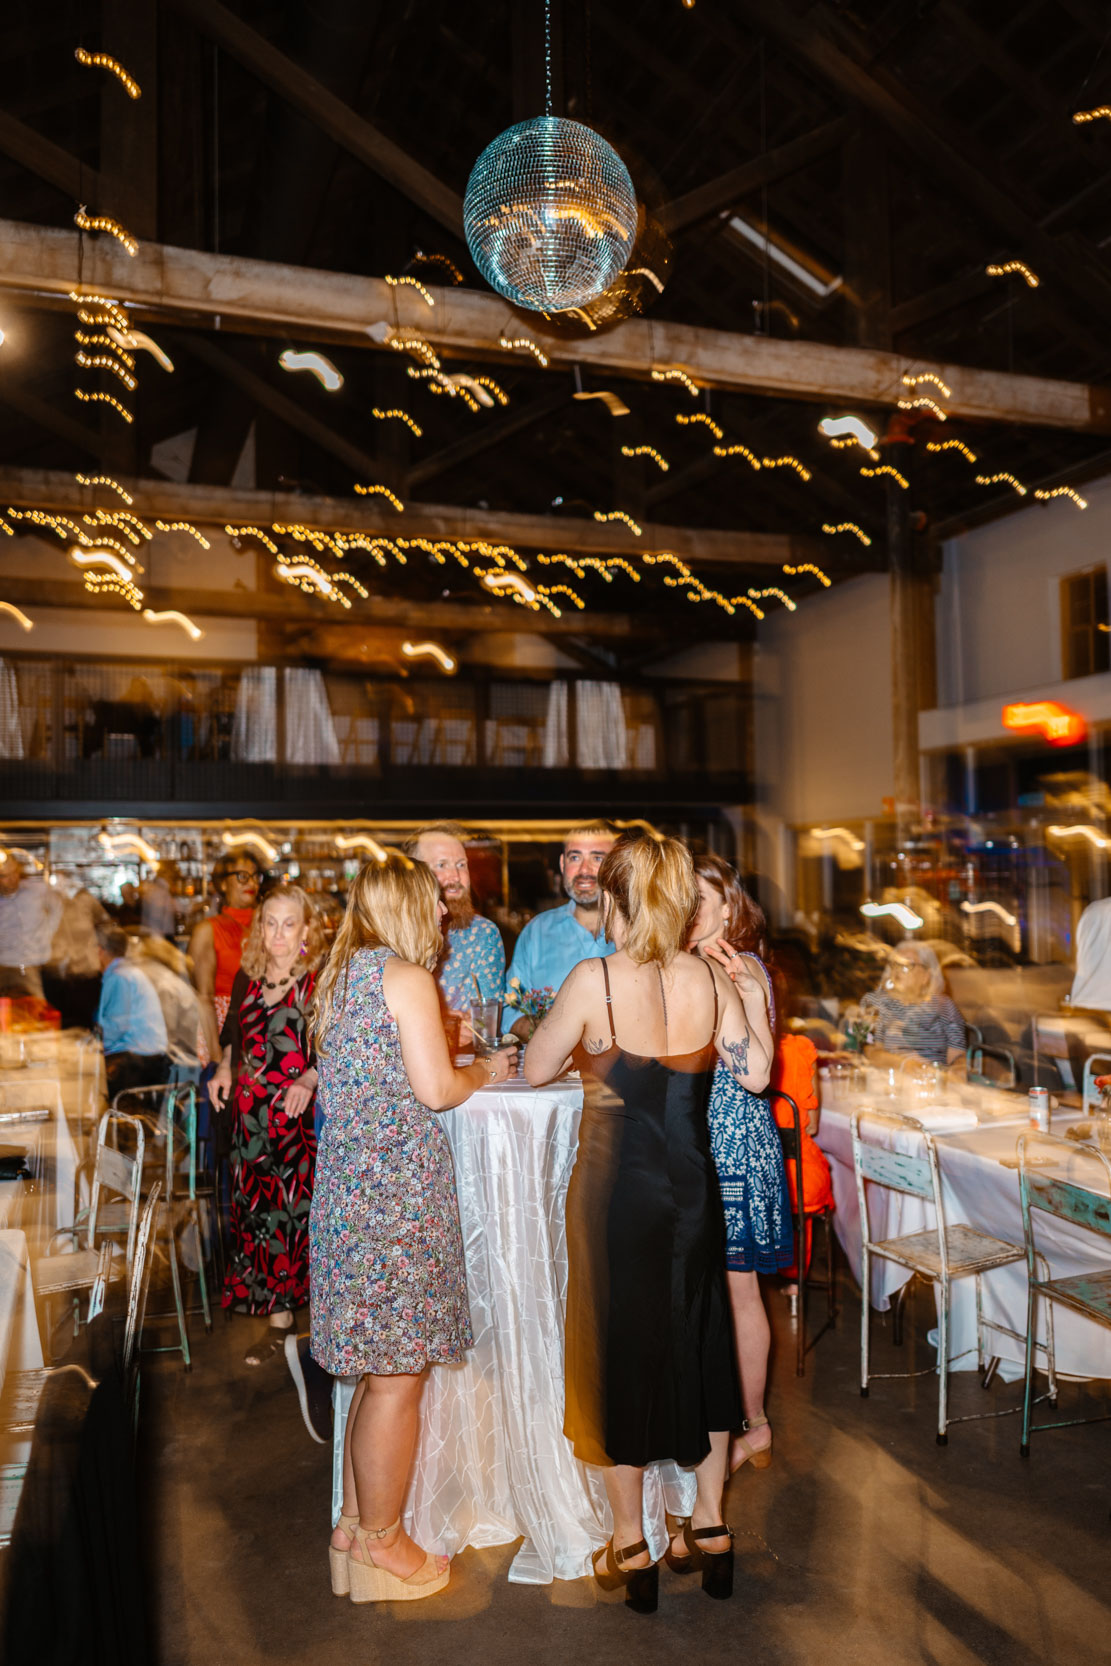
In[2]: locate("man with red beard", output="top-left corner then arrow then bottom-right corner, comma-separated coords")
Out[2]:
409,822 -> 505,1040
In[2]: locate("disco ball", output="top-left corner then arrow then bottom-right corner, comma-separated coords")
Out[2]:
464,117 -> 638,313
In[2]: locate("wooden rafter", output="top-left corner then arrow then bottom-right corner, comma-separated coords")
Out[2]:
660,119 -> 850,234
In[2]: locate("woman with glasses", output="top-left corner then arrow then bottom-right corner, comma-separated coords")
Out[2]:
858,939 -> 966,1070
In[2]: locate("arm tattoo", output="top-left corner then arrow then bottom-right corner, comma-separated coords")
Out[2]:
583,1036 -> 609,1055
723,1032 -> 750,1082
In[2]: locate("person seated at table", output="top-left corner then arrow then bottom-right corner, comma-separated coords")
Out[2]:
44,876 -> 111,1029
503,820 -> 617,1038
0,852 -> 63,1001
858,940 -> 966,1071
767,1031 -> 834,1294
95,921 -> 171,1097
525,831 -> 771,1611
309,851 -> 517,1605
136,935 -> 202,1082
689,853 -> 791,1473
210,883 -> 324,1365
407,822 -> 505,1045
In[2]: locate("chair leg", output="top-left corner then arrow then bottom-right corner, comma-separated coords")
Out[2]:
164,1211 -> 192,1372
190,1203 -> 212,1332
1036,1256 -> 1059,1407
1020,1280 -> 1038,1456
796,1237 -> 807,1378
937,1280 -> 950,1445
826,1208 -> 837,1325
974,1272 -> 985,1374
860,1246 -> 871,1397
892,1276 -> 911,1347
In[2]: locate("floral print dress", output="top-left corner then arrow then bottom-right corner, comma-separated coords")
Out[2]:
221,969 -> 317,1314
309,947 -> 473,1377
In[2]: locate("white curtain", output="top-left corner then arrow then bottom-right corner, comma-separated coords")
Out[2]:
284,668 -> 340,765
0,659 -> 24,760
542,681 -> 569,768
231,668 -> 276,761
575,681 -> 627,771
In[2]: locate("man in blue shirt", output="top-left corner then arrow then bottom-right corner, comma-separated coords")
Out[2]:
95,921 -> 171,1096
409,823 -> 506,1044
505,821 -> 617,1038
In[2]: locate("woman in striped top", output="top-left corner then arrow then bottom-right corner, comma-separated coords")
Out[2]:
860,941 -> 966,1070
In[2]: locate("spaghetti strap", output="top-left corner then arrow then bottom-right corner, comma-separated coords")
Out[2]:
600,957 -> 617,1045
704,956 -> 719,1043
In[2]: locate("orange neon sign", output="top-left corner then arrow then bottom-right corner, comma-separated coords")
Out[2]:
1001,700 -> 1087,746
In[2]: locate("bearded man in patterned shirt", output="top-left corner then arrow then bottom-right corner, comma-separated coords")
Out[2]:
408,822 -> 506,1042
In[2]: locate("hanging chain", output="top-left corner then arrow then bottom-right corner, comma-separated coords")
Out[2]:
544,0 -> 553,117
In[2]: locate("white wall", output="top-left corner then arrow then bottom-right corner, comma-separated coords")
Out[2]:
937,471 -> 1111,705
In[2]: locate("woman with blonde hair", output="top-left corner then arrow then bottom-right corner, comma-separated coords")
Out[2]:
525,830 -> 771,1612
210,882 -> 326,1363
310,850 -> 516,1605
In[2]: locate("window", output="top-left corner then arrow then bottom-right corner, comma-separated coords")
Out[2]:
1060,566 -> 1109,680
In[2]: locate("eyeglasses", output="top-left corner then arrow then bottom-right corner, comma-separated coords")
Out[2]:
225,870 -> 258,884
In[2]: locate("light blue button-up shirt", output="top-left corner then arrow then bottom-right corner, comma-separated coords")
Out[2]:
96,956 -> 169,1057
437,914 -> 506,1012
503,900 -> 615,1028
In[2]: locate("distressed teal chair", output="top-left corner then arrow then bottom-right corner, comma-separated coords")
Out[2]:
1018,1132 -> 1111,1457
852,1108 -> 1057,1443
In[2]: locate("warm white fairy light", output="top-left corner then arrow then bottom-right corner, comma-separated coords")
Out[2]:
897,395 -> 947,421
68,547 -> 136,582
1034,486 -> 1087,509
75,46 -> 141,97
822,521 -> 872,545
75,472 -> 133,504
336,832 -> 390,857
783,562 -> 831,586
223,831 -> 280,864
69,292 -> 130,330
74,207 -> 138,256
573,390 -> 630,416
154,520 -> 212,547
387,333 -> 441,368
499,334 -> 550,367
621,444 -> 669,471
372,408 -> 423,436
975,471 -> 1027,496
226,524 -> 279,554
927,439 -> 977,463
643,551 -> 764,619
106,326 -> 174,372
1074,106 -> 1111,124
651,368 -> 699,396
902,371 -> 952,399
98,830 -> 160,861
472,375 -> 509,406
74,388 -> 133,423
278,349 -> 343,391
986,260 -> 1039,289
749,586 -> 797,611
860,464 -> 908,489
142,608 -> 204,641
75,350 -> 137,390
676,412 -> 723,440
0,601 -> 33,631
713,442 -> 761,470
594,509 -> 643,535
761,454 -> 812,481
386,274 -> 435,307
354,483 -> 405,512
410,251 -> 464,284
81,570 -> 144,608
818,414 -> 878,449
75,331 -> 135,367
401,641 -> 456,673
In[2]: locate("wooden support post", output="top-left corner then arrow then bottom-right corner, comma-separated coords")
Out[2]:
888,485 -> 937,839
99,0 -> 159,241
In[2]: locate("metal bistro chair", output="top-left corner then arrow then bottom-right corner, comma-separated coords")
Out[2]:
32,1109 -> 146,1355
112,1081 -> 213,1371
965,1025 -> 1018,1091
852,1107 -> 1058,1444
1018,1132 -> 1111,1459
766,1089 -> 836,1376
1081,1054 -> 1111,1118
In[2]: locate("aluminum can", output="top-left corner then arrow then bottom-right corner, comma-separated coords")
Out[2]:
1028,1086 -> 1050,1133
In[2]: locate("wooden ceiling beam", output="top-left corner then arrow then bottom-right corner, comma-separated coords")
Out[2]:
0,466 -> 806,569
0,110 -> 100,202
0,219 -> 1106,432
164,0 -> 464,236
660,118 -> 850,234
407,386 -> 570,488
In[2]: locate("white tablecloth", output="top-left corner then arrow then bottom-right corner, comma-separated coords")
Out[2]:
818,1088 -> 1111,1380
0,1075 -> 79,1242
330,1078 -> 696,1583
0,1229 -> 44,1394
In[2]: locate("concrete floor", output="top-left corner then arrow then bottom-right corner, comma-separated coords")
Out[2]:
143,1275 -> 1111,1666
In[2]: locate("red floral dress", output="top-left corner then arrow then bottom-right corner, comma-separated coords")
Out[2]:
221,969 -> 317,1315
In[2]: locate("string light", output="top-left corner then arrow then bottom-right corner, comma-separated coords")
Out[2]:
372,408 -> 423,436
567,308 -> 598,331
713,442 -> 761,470
98,831 -> 160,861
861,901 -> 923,931
860,464 -> 908,489
470,375 -> 510,406
74,350 -> 137,390
0,602 -> 33,631
74,388 -> 133,423
335,833 -> 390,858
275,559 -> 368,608
278,349 -> 343,391
142,608 -> 204,641
1073,106 -> 1111,124
897,395 -> 947,421
75,473 -> 133,504
761,455 -> 812,481
69,292 -> 130,330
643,551 -> 764,619
822,521 -> 872,545
0,519 -> 12,536
621,444 -> 669,471
538,553 -> 641,584
155,520 -> 212,547
74,331 -> 135,366
386,274 -> 435,307
749,586 -> 797,611
225,524 -> 279,554
74,207 -> 138,256
223,831 -> 280,864
975,471 -> 1027,496
927,439 -> 977,463
444,374 -> 488,409
783,562 -> 831,586
818,414 -> 878,450
410,252 -> 464,284
676,412 -> 723,440
629,266 -> 665,292
902,371 -> 952,399
572,390 -> 630,416
106,325 -> 173,372
74,46 -> 141,98
83,509 -> 151,545
498,334 -> 550,367
811,826 -> 865,852
67,547 -> 136,582
986,260 -> 1039,288
354,483 -> 405,512
401,641 -> 456,673
651,368 -> 699,396
1047,823 -> 1109,849
1034,486 -> 1088,509
593,509 -> 643,535
81,570 -> 144,608
960,900 -> 1018,926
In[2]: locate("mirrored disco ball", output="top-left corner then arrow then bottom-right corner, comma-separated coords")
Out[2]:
464,117 -> 638,312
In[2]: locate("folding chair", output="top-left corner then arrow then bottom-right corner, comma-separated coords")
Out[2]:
766,1089 -> 836,1376
965,1025 -> 1018,1091
1018,1132 -> 1111,1458
1081,1054 -> 1111,1118
852,1107 -> 1057,1443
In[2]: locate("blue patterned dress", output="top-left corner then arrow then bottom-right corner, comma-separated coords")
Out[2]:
309,947 -> 473,1377
707,955 -> 793,1274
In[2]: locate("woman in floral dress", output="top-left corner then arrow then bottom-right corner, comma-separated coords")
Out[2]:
210,882 -> 325,1363
310,851 -> 516,1605
690,854 -> 791,1474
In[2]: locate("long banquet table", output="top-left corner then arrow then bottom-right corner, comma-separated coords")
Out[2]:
329,1076 -> 696,1584
817,1078 -> 1111,1381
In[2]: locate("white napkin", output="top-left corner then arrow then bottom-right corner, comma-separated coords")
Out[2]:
909,1105 -> 980,1133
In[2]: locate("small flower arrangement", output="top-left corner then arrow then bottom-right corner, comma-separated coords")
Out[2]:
504,978 -> 555,1034
1095,1074 -> 1111,1113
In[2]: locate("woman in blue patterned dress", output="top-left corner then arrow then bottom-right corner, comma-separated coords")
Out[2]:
691,855 -> 791,1474
309,851 -> 517,1605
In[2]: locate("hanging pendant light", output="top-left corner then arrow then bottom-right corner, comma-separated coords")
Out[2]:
463,2 -> 637,313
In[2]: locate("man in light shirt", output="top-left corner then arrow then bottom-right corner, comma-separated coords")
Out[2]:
504,821 -> 617,1038
95,921 -> 170,1096
1070,896 -> 1111,1012
0,854 -> 63,999
408,822 -> 505,1040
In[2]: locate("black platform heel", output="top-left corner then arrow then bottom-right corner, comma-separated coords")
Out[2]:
592,1538 -> 659,1613
683,1521 -> 734,1600
663,1516 -> 695,1574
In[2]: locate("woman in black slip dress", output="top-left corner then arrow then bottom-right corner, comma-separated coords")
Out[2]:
525,831 -> 773,1612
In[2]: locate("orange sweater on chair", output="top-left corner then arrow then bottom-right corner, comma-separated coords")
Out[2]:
769,1033 -> 834,1277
